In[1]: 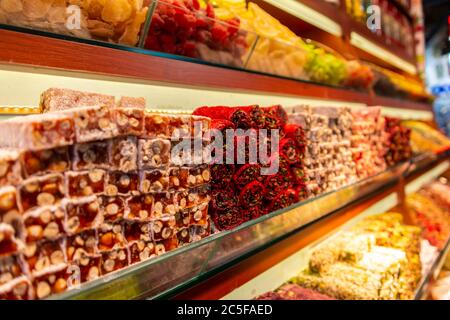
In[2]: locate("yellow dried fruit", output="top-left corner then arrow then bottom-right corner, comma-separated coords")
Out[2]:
101,0 -> 132,23
0,0 -> 23,13
118,7 -> 147,46
47,5 -> 67,24
22,0 -> 54,20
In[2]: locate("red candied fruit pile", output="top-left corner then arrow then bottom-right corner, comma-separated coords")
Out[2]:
193,105 -> 308,231
145,0 -> 249,66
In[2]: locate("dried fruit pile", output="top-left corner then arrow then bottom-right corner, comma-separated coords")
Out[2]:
384,117 -> 413,167
288,105 -> 357,197
0,88 -> 211,299
145,0 -> 250,67
193,105 -> 307,231
0,0 -> 148,46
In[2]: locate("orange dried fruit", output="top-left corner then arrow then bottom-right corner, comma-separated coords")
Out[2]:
0,0 -> 23,13
23,0 -> 54,20
101,0 -> 132,23
118,7 -> 147,46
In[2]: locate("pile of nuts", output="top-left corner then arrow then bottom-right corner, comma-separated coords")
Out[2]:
0,88 -> 211,300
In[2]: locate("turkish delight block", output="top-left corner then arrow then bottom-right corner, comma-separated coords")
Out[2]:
175,209 -> 191,229
169,166 -> 210,191
71,141 -> 109,170
31,264 -> 68,299
0,113 -> 75,150
124,194 -> 154,221
106,171 -> 140,196
123,221 -> 152,243
99,196 -> 126,223
0,149 -> 22,185
0,186 -> 21,222
63,196 -> 103,235
113,108 -> 144,136
39,88 -> 115,113
189,219 -> 211,241
176,227 -> 191,246
0,254 -> 26,286
97,223 -> 126,252
60,105 -> 118,143
139,169 -> 169,193
18,174 -> 65,212
65,170 -> 106,198
175,185 -> 211,209
137,138 -> 171,169
23,206 -> 65,243
128,240 -> 156,264
23,239 -> 66,274
170,139 -> 209,166
150,216 -> 176,242
190,115 -> 211,140
0,276 -> 33,300
67,254 -> 101,284
100,248 -> 129,275
151,192 -> 178,218
66,230 -> 98,262
117,96 -> 146,109
188,202 -> 209,227
0,223 -> 23,256
143,113 -> 170,138
20,147 -> 70,178
154,236 -> 179,256
108,136 -> 138,172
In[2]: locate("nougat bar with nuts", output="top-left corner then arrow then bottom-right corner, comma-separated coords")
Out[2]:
0,276 -> 33,300
154,236 -> 179,255
68,255 -> 101,284
71,141 -> 109,171
18,174 -> 65,212
20,147 -> 70,177
0,223 -> 23,257
32,264 -> 68,300
99,196 -> 126,223
128,240 -> 156,264
168,165 -> 210,191
106,171 -> 140,196
188,202 -> 209,227
189,220 -> 211,242
65,170 -> 106,198
58,105 -> 118,143
0,113 -> 75,150
113,108 -> 145,136
139,169 -> 169,193
40,88 -> 115,113
117,96 -> 146,109
137,138 -> 171,169
124,193 -> 154,222
175,185 -> 210,209
143,113 -> 171,139
123,221 -> 152,243
0,186 -> 21,222
63,196 -> 103,235
170,139 -> 209,166
100,248 -> 129,275
108,136 -> 138,172
0,149 -> 22,185
24,239 -> 66,275
0,254 -> 26,286
97,223 -> 126,252
66,230 -> 98,262
151,216 -> 176,242
23,206 -> 65,243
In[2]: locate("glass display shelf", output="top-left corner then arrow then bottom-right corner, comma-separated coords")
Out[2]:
49,161 -> 409,300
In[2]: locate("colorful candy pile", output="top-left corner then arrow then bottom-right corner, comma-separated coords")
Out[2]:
193,105 -> 307,231
145,0 -> 250,67
384,117 -> 412,167
0,88 -> 211,299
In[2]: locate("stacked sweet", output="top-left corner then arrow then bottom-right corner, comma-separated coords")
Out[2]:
350,107 -> 387,179
145,0 -> 250,67
292,213 -> 422,300
0,88 -> 211,299
384,117 -> 412,167
287,105 -> 356,196
193,105 -> 307,231
406,182 -> 450,250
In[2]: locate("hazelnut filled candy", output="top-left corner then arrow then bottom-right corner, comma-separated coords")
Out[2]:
32,264 -> 69,300
108,137 -> 138,172
100,247 -> 129,275
23,239 -> 66,275
113,108 -> 145,136
40,88 -> 115,113
71,140 -> 109,171
0,276 -> 33,300
65,170 -> 106,198
0,113 -> 75,151
23,206 -> 65,244
57,105 -> 118,143
20,147 -> 70,177
128,240 -> 156,264
18,174 -> 65,213
118,97 -> 146,110
0,223 -> 24,257
0,149 -> 22,185
137,138 -> 171,170
63,196 -> 103,235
